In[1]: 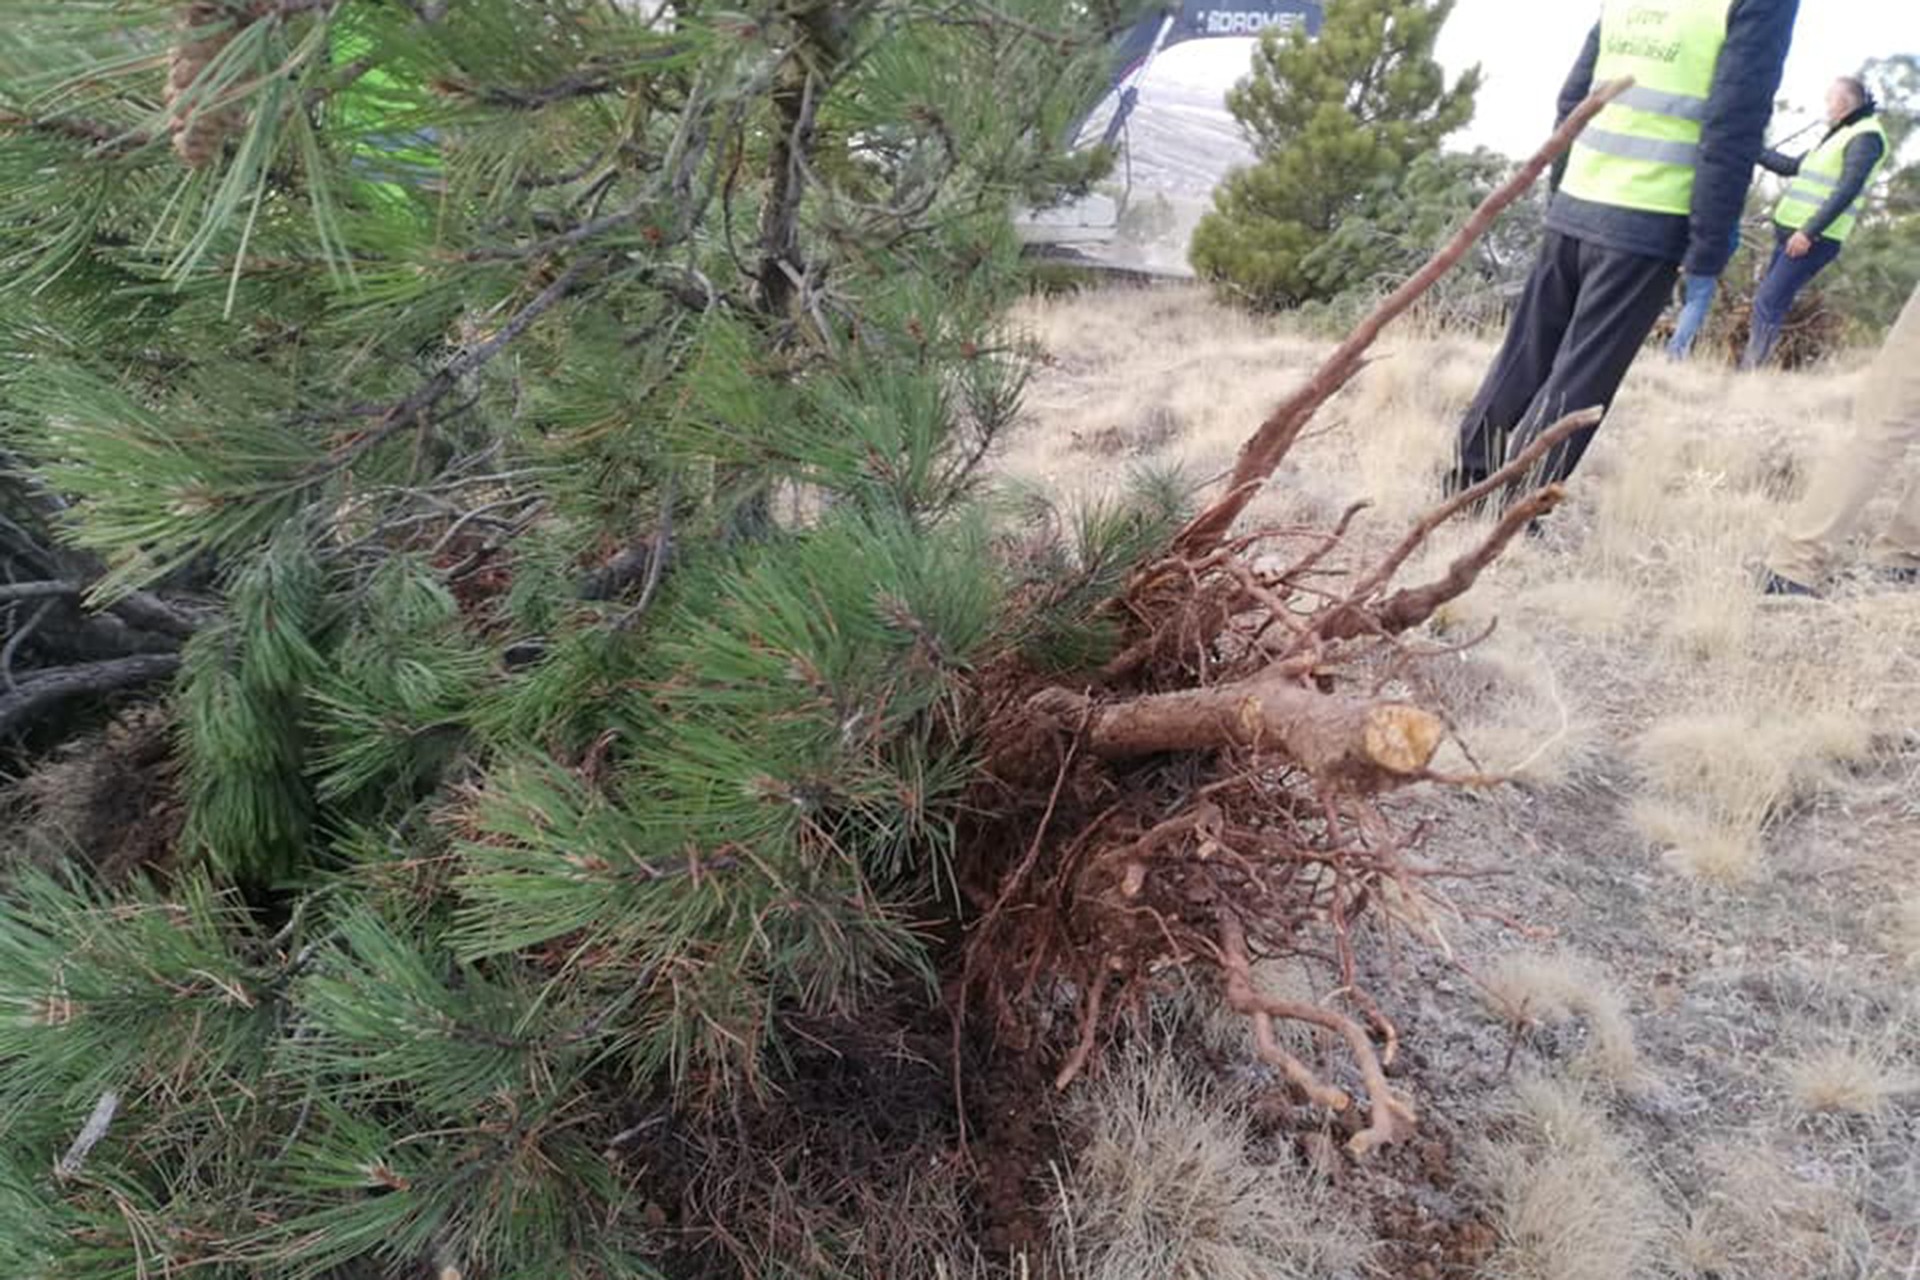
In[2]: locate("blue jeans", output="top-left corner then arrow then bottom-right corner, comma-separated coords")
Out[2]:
1742,225 -> 1843,369
1665,274 -> 1718,359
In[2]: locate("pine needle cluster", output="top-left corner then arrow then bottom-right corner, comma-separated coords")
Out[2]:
0,1 -> 1150,1274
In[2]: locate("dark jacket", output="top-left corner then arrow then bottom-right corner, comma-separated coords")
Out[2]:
1545,0 -> 1800,277
1759,106 -> 1887,240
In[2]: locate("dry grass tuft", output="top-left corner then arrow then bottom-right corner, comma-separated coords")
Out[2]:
1663,564 -> 1757,661
1482,954 -> 1640,1087
1336,338 -> 1481,527
1886,892 -> 1920,969
1474,1077 -> 1668,1280
1628,699 -> 1876,883
1628,797 -> 1765,884
1518,577 -> 1638,638
1676,1141 -> 1881,1279
1426,641 -> 1602,790
1052,1050 -> 1369,1280
1633,713 -> 1801,811
1786,1043 -> 1917,1117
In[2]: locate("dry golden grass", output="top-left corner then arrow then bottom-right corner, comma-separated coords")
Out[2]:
1442,641 -> 1603,789
1675,1140 -> 1881,1279
1052,1050 -> 1369,1280
1006,285 -> 1919,1278
1786,1043 -> 1918,1117
1517,576 -> 1638,638
1482,953 -> 1640,1088
1006,288 -> 1322,517
1886,892 -> 1920,969
1336,333 -> 1487,527
1627,796 -> 1766,884
1627,673 -> 1879,882
1475,1078 -> 1669,1280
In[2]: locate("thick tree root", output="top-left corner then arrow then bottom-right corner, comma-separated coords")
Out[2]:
1030,680 -> 1442,789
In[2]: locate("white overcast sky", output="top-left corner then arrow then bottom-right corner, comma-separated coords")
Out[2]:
1149,1 -> 1920,159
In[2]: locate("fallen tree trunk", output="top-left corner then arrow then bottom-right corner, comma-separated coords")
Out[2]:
1030,678 -> 1443,788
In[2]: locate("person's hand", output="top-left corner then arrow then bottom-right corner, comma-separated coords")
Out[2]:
1786,231 -> 1814,259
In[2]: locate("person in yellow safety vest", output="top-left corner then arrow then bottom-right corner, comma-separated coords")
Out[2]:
1762,281 -> 1920,596
1740,76 -> 1889,370
1448,0 -> 1799,503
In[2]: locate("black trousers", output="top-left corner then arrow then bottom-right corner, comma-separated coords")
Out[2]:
1453,231 -> 1679,492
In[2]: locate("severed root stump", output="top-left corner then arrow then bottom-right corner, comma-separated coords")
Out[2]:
1031,677 -> 1443,791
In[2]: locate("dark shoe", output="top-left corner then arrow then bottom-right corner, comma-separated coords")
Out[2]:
1760,570 -> 1821,599
1869,564 -> 1920,587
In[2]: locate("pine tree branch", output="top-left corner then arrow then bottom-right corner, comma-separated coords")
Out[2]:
444,47 -> 697,110
304,258 -> 596,483
0,110 -> 150,153
455,205 -> 657,262
923,0 -> 1109,49
455,73 -> 623,110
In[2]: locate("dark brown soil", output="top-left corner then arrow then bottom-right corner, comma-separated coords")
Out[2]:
633,995 -> 1070,1280
969,1042 -> 1069,1261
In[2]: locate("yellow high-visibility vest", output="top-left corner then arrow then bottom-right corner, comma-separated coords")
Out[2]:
1773,116 -> 1890,242
1560,0 -> 1730,216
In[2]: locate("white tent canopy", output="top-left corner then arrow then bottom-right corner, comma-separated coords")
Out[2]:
1017,39 -> 1263,276
1015,1 -> 1328,275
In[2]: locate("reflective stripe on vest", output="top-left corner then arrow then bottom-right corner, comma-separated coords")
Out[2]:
1560,0 -> 1731,217
1774,116 -> 1889,243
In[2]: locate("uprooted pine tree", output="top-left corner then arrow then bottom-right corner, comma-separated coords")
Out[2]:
0,3 -> 1617,1275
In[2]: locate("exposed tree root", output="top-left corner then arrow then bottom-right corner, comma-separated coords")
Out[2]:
1030,680 -> 1442,787
966,87 -> 1628,1165
1218,910 -> 1415,1154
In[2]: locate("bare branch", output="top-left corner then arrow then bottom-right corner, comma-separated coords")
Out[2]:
54,1091 -> 121,1181
300,259 -> 595,485
0,656 -> 181,737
